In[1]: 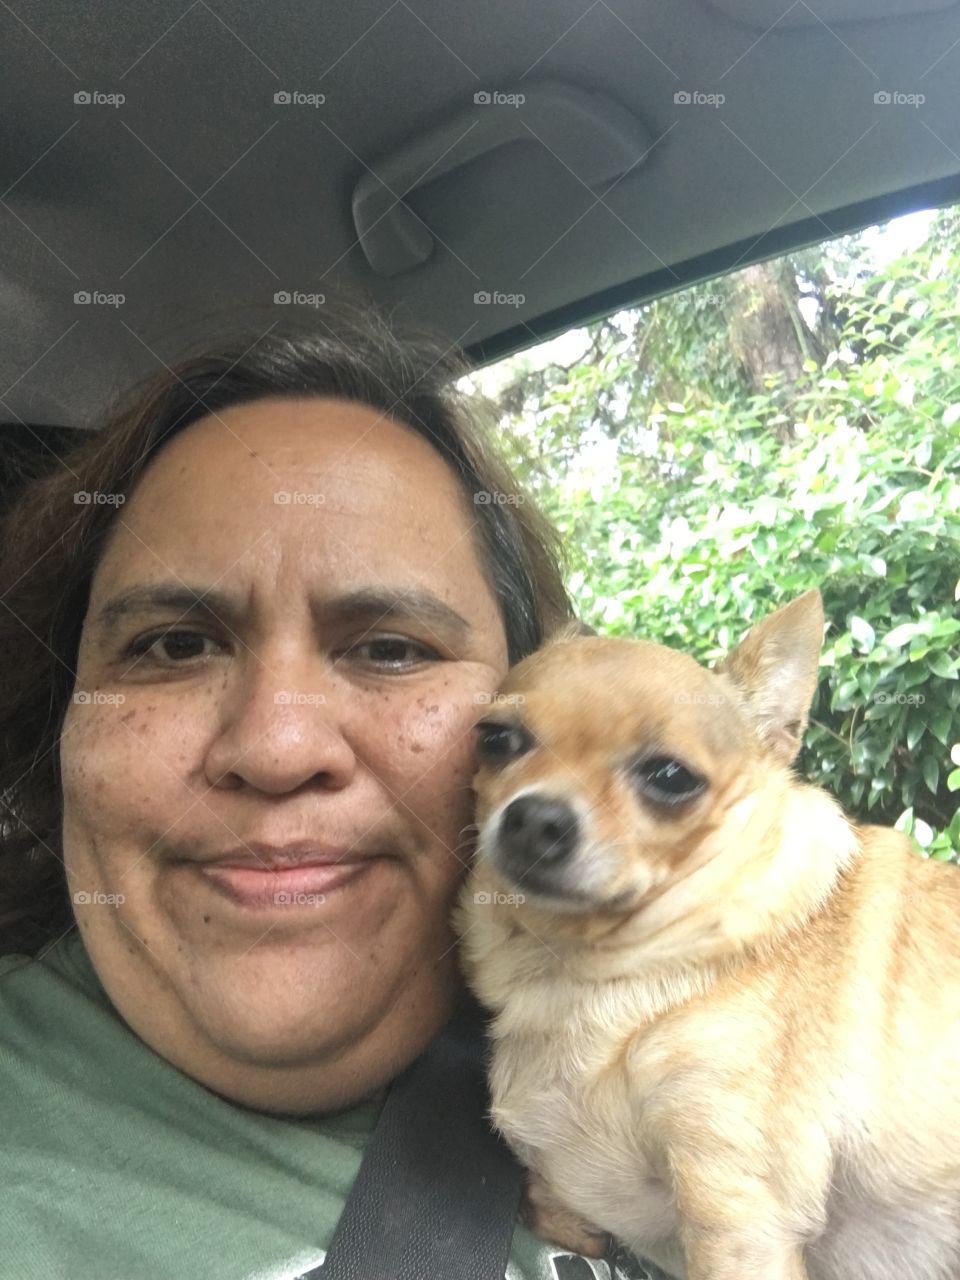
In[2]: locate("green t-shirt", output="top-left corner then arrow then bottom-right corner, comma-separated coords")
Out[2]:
0,929 -> 668,1280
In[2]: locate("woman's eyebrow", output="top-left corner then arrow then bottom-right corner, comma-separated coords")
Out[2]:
94,585 -> 237,633
93,583 -> 472,640
333,588 -> 471,640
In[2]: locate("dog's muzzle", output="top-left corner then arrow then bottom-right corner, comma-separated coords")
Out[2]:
494,794 -> 580,887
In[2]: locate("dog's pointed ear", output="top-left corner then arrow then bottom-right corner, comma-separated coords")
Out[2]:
546,618 -> 598,645
714,590 -> 824,765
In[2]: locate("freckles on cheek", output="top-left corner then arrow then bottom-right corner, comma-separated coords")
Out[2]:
60,701 -> 202,831
388,692 -> 482,812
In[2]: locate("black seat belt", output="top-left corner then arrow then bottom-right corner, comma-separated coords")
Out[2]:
304,991 -> 524,1280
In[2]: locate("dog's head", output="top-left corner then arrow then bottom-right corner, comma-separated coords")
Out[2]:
470,591 -> 826,922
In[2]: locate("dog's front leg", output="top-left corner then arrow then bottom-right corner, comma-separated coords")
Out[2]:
520,1168 -> 612,1259
682,1223 -> 809,1280
659,1125 -> 816,1280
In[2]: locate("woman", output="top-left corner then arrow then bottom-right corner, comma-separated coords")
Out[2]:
0,310 -> 665,1280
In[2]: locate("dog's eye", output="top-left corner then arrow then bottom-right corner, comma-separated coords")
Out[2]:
474,721 -> 532,764
633,756 -> 707,806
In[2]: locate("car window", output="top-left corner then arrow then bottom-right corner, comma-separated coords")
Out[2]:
465,203 -> 960,861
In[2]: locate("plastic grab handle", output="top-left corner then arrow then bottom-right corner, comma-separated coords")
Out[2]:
351,79 -> 651,277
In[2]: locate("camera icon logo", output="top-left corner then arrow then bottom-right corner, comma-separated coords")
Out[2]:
474,91 -> 491,105
273,290 -> 291,304
874,90 -> 891,104
674,90 -> 691,104
473,891 -> 492,904
74,291 -> 91,304
274,91 -> 291,104
474,290 -> 491,304
74,91 -> 91,104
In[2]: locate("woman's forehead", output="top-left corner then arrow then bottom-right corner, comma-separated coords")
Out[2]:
146,396 -> 460,492
86,396 -> 495,615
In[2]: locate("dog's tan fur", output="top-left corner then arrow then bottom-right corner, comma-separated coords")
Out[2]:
454,591 -> 960,1280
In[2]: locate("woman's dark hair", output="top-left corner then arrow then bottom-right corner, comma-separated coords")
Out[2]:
0,307 -> 576,958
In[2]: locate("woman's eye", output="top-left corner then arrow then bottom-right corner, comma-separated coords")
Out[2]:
121,631 -> 436,671
124,630 -> 221,665
348,637 -> 437,668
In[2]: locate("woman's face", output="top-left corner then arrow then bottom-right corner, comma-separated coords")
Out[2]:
60,396 -> 510,1114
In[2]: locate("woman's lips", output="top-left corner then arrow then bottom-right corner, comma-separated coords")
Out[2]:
191,859 -> 382,909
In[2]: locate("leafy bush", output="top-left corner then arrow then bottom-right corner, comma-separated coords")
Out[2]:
496,223 -> 960,858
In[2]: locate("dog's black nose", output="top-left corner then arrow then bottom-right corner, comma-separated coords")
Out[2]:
498,795 -> 580,869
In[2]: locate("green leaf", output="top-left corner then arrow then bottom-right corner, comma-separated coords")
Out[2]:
929,707 -> 954,746
849,616 -> 876,653
881,622 -> 923,650
922,755 -> 940,795
832,678 -> 861,710
928,652 -> 959,679
913,816 -> 935,848
895,807 -> 915,835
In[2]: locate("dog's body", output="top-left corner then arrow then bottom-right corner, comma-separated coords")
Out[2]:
455,592 -> 960,1280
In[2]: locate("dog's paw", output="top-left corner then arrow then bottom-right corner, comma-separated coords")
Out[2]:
520,1173 -> 611,1259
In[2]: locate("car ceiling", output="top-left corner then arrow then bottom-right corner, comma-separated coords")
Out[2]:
2,0 -> 960,430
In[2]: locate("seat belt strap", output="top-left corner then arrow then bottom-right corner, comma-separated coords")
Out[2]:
309,994 -> 523,1280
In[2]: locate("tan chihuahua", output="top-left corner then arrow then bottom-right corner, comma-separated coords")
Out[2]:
454,590 -> 960,1280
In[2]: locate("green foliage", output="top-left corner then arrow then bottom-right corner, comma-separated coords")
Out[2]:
489,210 -> 960,858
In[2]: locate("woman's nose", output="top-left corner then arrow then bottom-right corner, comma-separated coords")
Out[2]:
203,660 -> 357,795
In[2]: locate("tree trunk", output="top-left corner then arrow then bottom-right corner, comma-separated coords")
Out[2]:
727,261 -> 811,439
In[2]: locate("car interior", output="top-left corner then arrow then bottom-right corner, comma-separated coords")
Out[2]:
2,0 -> 960,472
2,8 -> 958,1277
